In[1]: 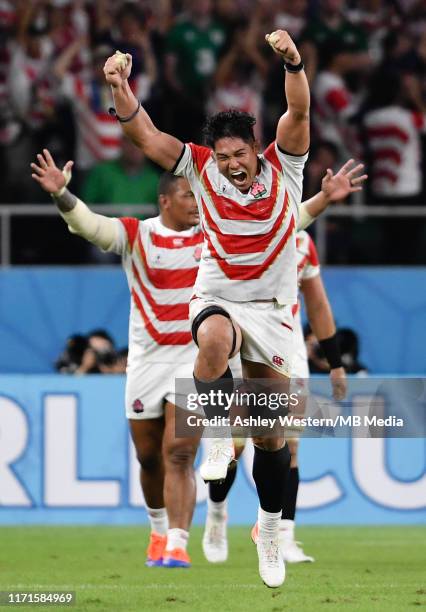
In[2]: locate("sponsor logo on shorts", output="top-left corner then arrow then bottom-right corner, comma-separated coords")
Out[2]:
132,399 -> 144,413
272,355 -> 285,367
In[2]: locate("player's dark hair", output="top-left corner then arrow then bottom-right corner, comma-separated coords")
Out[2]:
202,110 -> 257,149
158,172 -> 181,197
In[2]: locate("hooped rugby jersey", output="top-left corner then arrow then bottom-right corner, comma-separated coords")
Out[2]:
173,142 -> 308,304
111,215 -> 203,362
292,230 -> 320,332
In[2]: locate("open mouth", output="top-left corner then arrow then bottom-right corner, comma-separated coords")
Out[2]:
230,170 -> 247,186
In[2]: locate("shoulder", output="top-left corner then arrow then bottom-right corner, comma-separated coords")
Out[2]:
119,217 -> 142,250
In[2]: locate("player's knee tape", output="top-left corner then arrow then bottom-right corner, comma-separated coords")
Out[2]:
191,305 -> 237,357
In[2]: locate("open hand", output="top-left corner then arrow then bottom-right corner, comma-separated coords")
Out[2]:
31,149 -> 73,195
321,159 -> 368,203
103,51 -> 132,87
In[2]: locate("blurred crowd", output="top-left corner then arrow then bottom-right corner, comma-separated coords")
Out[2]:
1,0 -> 425,264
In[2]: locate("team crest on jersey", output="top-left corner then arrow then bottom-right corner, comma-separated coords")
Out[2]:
250,181 -> 267,199
193,246 -> 202,262
132,399 -> 144,413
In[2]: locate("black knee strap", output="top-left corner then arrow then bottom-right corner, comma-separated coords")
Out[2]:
191,305 -> 237,357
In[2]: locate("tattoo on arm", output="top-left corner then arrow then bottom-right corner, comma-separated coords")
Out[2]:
52,188 -> 77,213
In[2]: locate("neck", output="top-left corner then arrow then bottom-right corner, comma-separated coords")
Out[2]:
160,213 -> 192,232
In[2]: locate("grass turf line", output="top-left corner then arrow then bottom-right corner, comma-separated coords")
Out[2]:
0,526 -> 424,611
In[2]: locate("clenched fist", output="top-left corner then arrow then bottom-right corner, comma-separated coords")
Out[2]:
265,30 -> 301,65
103,51 -> 133,87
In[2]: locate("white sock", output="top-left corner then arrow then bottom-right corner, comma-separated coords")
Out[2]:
146,505 -> 168,536
166,528 -> 189,552
258,507 -> 281,539
207,498 -> 227,519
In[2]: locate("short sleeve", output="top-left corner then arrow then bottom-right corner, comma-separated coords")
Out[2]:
266,141 -> 308,210
173,142 -> 212,178
110,217 -> 139,256
301,235 -> 320,280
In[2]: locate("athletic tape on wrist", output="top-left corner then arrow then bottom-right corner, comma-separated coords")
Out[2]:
297,203 -> 314,230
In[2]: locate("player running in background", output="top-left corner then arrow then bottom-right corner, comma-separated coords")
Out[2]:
103,30 -> 367,587
251,229 -> 346,561
31,150 -> 203,569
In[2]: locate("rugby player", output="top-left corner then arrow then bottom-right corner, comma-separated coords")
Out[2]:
31,150 -> 205,569
103,30 -> 366,587
203,167 -> 363,565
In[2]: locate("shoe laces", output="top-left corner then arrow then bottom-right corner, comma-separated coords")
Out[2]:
260,539 -> 280,566
207,520 -> 226,544
206,441 -> 233,463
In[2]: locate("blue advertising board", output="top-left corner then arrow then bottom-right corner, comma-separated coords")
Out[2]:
1,267 -> 426,374
0,375 -> 424,525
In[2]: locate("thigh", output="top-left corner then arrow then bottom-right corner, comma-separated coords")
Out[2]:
129,417 -> 165,458
232,302 -> 294,377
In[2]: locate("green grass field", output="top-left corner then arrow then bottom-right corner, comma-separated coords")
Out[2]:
0,526 -> 424,611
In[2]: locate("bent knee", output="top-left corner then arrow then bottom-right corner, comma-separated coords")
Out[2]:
164,443 -> 197,468
197,315 -> 234,357
135,447 -> 162,472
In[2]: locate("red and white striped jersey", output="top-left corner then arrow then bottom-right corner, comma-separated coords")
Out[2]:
174,142 -> 308,304
313,70 -> 358,156
111,215 -> 203,363
363,106 -> 425,197
292,230 -> 320,318
62,75 -> 152,169
9,43 -> 56,129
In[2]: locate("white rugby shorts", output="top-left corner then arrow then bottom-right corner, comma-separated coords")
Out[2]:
189,295 -> 295,377
126,356 -> 243,420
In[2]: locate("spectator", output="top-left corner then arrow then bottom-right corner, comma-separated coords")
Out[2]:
208,26 -> 265,141
361,31 -> 426,262
112,3 -> 157,74
82,136 -> 160,206
164,0 -> 228,141
300,0 -> 370,84
274,0 -> 308,40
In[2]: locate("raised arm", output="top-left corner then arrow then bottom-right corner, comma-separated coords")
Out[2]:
301,275 -> 347,401
266,30 -> 310,155
103,52 -> 183,170
30,149 -> 119,251
298,159 -> 367,230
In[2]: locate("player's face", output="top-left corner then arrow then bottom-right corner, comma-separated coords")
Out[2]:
214,137 -> 259,193
168,178 -> 199,228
